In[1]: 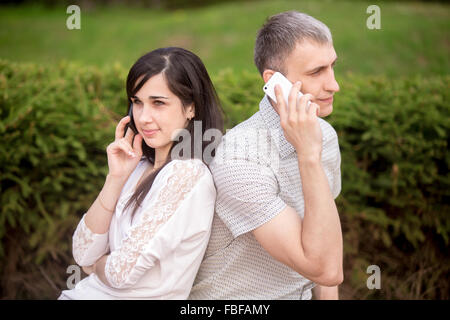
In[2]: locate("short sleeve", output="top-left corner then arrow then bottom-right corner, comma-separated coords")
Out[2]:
332,149 -> 341,199
210,158 -> 286,238
319,118 -> 341,199
104,159 -> 211,289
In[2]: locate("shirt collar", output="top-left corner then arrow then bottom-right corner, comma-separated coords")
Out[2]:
259,95 -> 296,159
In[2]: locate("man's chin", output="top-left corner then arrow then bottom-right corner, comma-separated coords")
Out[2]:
318,103 -> 333,117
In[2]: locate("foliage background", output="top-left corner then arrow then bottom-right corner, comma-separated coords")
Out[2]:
0,0 -> 449,299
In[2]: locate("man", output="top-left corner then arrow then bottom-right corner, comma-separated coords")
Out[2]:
189,11 -> 343,300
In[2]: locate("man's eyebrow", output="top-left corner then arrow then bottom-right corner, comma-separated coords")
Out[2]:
306,57 -> 338,74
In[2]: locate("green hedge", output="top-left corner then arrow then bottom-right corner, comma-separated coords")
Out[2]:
0,60 -> 448,299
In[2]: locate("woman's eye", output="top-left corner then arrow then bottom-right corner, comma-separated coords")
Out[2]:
154,100 -> 165,106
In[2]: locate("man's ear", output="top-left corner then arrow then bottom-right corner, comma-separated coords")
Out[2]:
262,69 -> 276,84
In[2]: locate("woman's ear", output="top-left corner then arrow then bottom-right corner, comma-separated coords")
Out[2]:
186,104 -> 195,120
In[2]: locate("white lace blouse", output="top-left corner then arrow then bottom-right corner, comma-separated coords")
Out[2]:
59,158 -> 216,299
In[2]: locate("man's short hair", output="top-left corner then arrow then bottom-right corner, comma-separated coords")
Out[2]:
254,11 -> 333,75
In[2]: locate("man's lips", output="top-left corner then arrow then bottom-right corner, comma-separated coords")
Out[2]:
318,96 -> 333,104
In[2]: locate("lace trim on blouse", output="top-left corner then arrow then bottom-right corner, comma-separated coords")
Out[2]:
104,160 -> 206,288
73,215 -> 97,265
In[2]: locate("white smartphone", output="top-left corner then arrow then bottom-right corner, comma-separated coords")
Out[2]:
263,72 -> 310,108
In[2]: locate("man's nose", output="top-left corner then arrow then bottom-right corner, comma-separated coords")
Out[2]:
325,69 -> 340,93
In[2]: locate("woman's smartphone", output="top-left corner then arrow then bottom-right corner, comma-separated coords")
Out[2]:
124,102 -> 138,137
263,72 -> 310,109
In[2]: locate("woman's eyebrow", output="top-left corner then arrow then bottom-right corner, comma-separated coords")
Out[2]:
131,95 -> 169,100
149,95 -> 169,100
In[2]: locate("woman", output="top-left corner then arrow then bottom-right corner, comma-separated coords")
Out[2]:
58,47 -> 223,299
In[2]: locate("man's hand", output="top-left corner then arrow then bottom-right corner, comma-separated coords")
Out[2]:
275,81 -> 323,163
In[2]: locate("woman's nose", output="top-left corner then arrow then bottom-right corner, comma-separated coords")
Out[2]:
138,105 -> 155,122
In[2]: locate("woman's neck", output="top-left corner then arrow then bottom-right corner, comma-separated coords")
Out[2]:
154,145 -> 171,169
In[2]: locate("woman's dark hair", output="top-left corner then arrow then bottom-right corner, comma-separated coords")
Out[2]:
123,47 -> 223,220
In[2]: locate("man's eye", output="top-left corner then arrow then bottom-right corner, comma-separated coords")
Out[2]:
154,100 -> 165,106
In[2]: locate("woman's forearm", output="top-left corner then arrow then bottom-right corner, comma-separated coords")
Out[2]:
94,254 -> 111,286
84,174 -> 127,234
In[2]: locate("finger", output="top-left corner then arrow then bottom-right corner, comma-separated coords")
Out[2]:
288,82 -> 301,122
307,103 -> 320,118
118,139 -> 137,158
123,121 -> 135,144
115,116 -> 131,141
132,133 -> 143,154
298,93 -> 314,116
108,140 -> 131,157
274,85 -> 288,125
308,102 -> 320,117
110,139 -> 136,158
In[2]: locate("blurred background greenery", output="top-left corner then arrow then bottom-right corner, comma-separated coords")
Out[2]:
0,0 -> 449,300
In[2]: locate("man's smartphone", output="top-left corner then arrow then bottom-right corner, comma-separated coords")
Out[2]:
124,102 -> 138,137
263,72 -> 310,109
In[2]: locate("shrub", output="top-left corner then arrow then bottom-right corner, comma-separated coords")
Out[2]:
0,59 -> 128,298
329,75 -> 450,299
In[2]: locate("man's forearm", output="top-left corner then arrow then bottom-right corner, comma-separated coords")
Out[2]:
298,158 -> 343,280
313,285 -> 339,300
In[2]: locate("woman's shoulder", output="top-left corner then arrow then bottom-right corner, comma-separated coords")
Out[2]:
167,158 -> 208,171
153,159 -> 215,200
161,158 -> 212,182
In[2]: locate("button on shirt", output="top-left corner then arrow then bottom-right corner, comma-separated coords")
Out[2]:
189,95 -> 341,300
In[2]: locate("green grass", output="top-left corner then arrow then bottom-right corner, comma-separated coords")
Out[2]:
0,0 -> 449,77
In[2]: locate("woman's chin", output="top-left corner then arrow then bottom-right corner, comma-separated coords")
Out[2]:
142,137 -> 159,149
143,138 -> 173,152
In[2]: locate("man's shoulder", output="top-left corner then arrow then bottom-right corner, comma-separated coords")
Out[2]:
227,111 -> 265,134
219,112 -> 267,149
318,117 -> 338,143
211,111 -> 276,169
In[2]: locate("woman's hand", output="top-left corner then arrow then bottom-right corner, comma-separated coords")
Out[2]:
275,82 -> 323,163
106,116 -> 143,180
82,265 -> 94,275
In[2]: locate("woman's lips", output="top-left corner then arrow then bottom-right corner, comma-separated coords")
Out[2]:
142,129 -> 159,137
